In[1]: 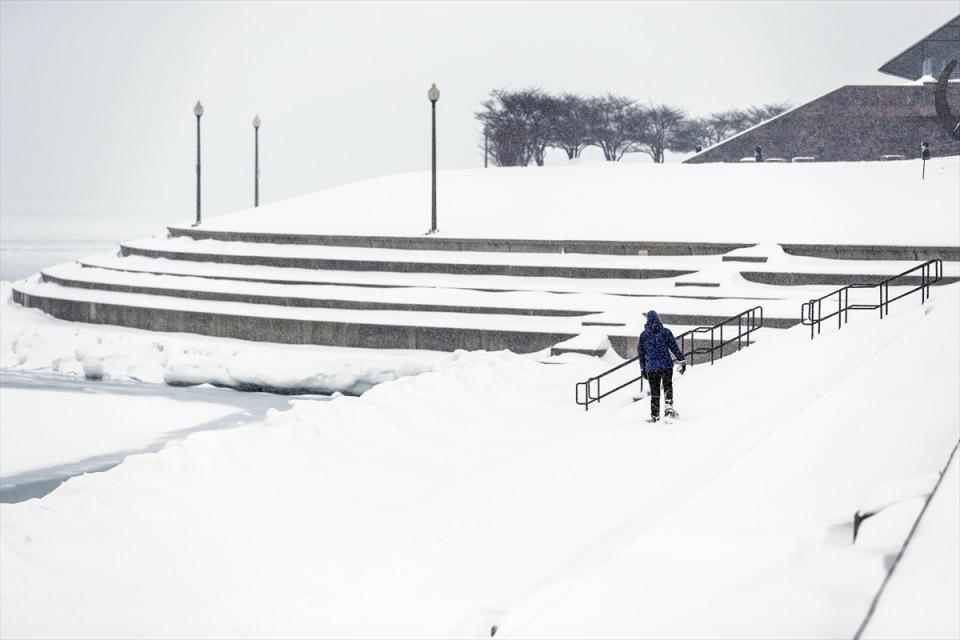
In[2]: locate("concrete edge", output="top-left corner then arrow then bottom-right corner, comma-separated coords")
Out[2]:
120,245 -> 694,280
167,227 -> 749,256
39,271 -> 802,329
168,226 -> 960,262
39,271 -> 597,318
742,272 -> 960,287
11,286 -> 589,355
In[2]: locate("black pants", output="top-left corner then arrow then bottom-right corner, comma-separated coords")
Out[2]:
647,368 -> 673,417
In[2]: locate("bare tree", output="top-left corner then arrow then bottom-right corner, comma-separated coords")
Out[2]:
548,93 -> 591,159
476,89 -> 791,163
475,88 -> 556,166
583,94 -> 641,161
632,104 -> 687,163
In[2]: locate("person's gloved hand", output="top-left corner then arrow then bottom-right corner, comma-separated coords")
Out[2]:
677,360 -> 687,375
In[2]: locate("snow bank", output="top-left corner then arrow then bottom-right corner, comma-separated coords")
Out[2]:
1,282 -> 449,395
194,158 -> 960,246
0,385 -> 240,476
551,330 -> 612,353
2,284 -> 957,637
861,451 -> 960,640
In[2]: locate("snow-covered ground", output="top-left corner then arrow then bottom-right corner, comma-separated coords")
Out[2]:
2,280 -> 956,638
190,158 -> 960,246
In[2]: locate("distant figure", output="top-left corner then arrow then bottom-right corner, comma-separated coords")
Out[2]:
754,145 -> 763,162
637,310 -> 686,423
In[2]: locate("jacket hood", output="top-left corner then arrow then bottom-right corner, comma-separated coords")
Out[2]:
644,310 -> 663,331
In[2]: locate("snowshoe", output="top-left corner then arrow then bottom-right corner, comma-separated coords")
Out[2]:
646,416 -> 660,423
664,406 -> 679,419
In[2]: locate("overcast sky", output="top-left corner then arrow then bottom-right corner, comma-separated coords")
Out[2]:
1,0 -> 956,237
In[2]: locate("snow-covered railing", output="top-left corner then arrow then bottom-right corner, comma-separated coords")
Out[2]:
800,259 -> 942,340
574,306 -> 763,411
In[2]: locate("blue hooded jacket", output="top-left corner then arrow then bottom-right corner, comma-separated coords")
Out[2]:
637,310 -> 685,373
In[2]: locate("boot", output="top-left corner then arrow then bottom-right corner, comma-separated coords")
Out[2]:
664,401 -> 678,419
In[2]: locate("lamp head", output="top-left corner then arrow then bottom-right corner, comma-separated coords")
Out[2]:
253,114 -> 261,129
194,101 -> 204,117
427,83 -> 440,103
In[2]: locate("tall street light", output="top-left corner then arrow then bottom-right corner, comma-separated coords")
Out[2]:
194,100 -> 204,226
484,126 -> 489,168
253,114 -> 261,207
428,83 -> 440,234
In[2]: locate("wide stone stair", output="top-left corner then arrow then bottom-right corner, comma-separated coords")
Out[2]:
12,230 -> 959,358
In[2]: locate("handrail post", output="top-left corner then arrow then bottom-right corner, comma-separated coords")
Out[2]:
837,290 -> 842,329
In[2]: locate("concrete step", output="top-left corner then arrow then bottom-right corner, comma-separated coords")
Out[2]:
78,254 -> 787,302
39,265 -> 599,318
169,227 -> 751,256
120,242 -> 694,280
39,264 -> 803,329
742,271 -> 959,287
12,278 -> 789,359
12,279 -> 600,354
169,226 -> 960,261
721,255 -> 768,263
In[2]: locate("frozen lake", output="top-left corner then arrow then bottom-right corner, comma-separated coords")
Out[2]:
0,238 -> 117,282
0,371 -> 329,503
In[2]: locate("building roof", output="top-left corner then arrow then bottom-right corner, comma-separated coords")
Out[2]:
879,15 -> 960,81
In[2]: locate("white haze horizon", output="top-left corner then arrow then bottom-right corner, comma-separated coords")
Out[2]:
1,0 -> 957,242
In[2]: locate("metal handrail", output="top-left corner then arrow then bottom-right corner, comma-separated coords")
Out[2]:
800,259 -> 942,339
575,306 -> 763,411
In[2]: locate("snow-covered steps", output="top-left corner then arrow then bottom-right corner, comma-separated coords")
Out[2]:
13,235 -> 956,356
11,277 -> 629,355
77,253 -> 792,302
39,263 -> 601,318
39,262 -> 804,329
742,270 -> 959,286
120,236 -> 960,287
14,275 -> 777,358
120,238 -> 695,280
169,226 -> 960,261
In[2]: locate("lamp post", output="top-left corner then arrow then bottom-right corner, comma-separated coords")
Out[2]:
253,114 -> 261,207
484,126 -> 489,168
921,141 -> 930,180
428,82 -> 440,234
194,100 -> 204,226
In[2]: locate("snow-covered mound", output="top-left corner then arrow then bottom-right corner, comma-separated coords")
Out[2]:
0,282 -> 449,395
2,282 -> 957,638
196,158 -> 960,246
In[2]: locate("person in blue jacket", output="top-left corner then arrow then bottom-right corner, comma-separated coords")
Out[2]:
637,310 -> 687,422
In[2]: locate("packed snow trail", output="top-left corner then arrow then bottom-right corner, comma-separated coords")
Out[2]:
0,286 -> 957,638
506,288 -> 960,638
